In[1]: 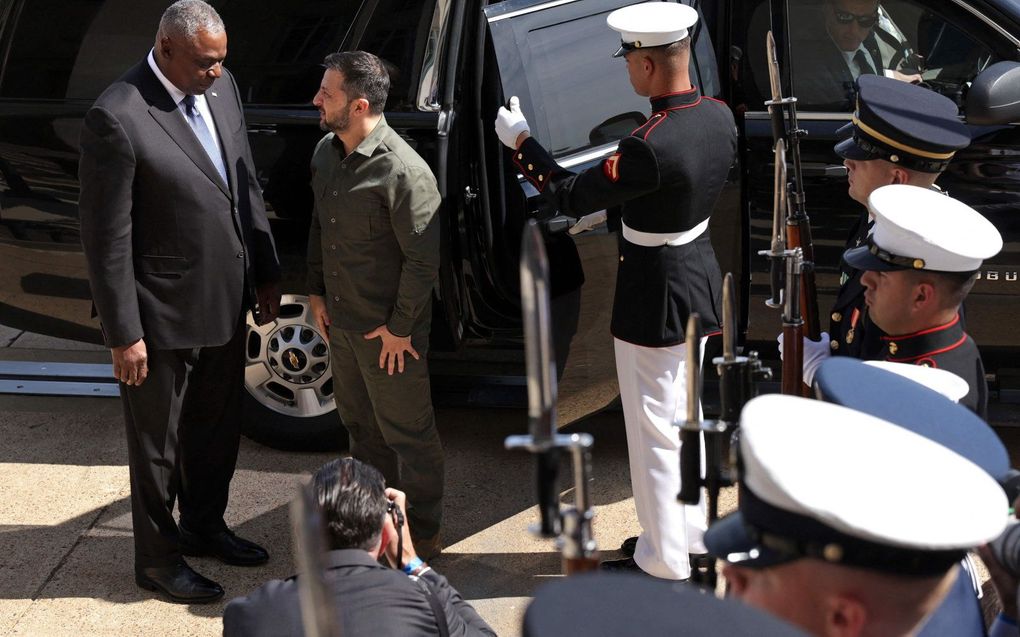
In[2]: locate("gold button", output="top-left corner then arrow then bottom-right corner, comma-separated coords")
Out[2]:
538,175 -> 544,182
528,163 -> 534,170
823,544 -> 844,562
889,342 -> 898,355
830,340 -> 839,351
517,153 -> 523,160
846,329 -> 854,344
920,360 -> 932,367
620,256 -> 625,262
831,312 -> 842,322
912,258 -> 925,269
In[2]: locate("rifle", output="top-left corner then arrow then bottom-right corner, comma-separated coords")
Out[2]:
782,249 -> 805,395
678,276 -> 770,587
506,221 -> 599,575
291,481 -> 342,637
766,30 -> 820,343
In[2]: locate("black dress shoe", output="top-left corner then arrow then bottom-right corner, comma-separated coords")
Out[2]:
620,536 -> 638,557
600,556 -> 645,573
180,527 -> 269,566
689,553 -> 717,590
135,562 -> 224,604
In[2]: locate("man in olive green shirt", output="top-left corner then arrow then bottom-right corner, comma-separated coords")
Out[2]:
307,51 -> 444,556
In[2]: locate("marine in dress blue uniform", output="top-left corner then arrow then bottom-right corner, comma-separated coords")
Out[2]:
842,184 -> 1001,417
494,2 -> 737,580
706,390 -> 1008,636
828,75 -> 970,359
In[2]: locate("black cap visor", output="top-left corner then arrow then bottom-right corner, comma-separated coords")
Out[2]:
835,136 -> 877,161
704,513 -> 797,569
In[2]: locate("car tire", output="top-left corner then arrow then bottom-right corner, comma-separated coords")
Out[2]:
240,294 -> 348,451
241,390 -> 347,451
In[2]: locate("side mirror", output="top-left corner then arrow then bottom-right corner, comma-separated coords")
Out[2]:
588,112 -> 647,146
966,61 -> 1020,125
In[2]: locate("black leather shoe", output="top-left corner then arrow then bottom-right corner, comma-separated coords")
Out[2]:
620,536 -> 638,557
135,562 -> 224,604
180,527 -> 269,566
600,556 -> 645,573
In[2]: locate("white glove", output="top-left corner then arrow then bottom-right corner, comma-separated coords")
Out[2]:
494,96 -> 530,149
777,331 -> 831,386
568,210 -> 608,235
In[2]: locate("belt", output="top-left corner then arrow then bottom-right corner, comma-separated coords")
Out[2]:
622,218 -> 709,247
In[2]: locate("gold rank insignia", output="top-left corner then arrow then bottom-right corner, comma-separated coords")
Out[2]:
603,153 -> 622,183
888,342 -> 898,355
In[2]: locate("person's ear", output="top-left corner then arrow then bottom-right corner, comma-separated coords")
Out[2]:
353,97 -> 371,116
642,54 -> 655,76
889,168 -> 910,185
159,36 -> 174,60
826,593 -> 867,637
721,563 -> 751,598
913,280 -> 937,312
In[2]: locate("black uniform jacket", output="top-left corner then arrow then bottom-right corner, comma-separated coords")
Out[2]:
830,212 -> 885,359
514,87 -> 737,347
876,314 -> 987,418
222,549 -> 495,637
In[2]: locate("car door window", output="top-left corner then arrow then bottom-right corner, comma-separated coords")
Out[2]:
786,0 -> 1010,112
486,0 -> 721,159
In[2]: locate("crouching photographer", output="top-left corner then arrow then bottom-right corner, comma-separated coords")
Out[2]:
223,458 -> 495,636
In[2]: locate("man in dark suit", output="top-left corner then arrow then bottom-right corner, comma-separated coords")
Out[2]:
222,458 -> 495,636
78,0 -> 280,603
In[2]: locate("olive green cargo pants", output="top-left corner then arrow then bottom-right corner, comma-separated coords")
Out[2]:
328,322 -> 444,540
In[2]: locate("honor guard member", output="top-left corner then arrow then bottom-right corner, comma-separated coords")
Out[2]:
707,393 -> 1008,637
494,1 -> 737,580
796,75 -> 970,370
844,184 -> 999,416
814,357 -> 1012,637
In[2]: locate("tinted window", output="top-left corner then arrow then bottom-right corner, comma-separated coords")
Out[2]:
0,0 -> 105,99
344,0 -> 438,111
217,0 -> 356,105
742,0 -> 1013,112
0,0 -> 356,104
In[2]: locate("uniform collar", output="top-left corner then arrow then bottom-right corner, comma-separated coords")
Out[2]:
881,314 -> 967,362
649,86 -> 701,112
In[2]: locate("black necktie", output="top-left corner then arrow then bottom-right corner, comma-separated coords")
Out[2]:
854,50 -> 876,76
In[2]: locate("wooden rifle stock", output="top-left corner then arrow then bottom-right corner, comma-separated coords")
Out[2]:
781,321 -> 804,394
564,556 -> 601,575
786,215 -> 820,341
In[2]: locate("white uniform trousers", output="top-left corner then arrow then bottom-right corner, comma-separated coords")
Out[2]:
614,336 -> 708,580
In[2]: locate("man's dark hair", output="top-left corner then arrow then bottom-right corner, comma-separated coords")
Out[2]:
645,37 -> 692,71
908,270 -> 979,310
312,457 -> 388,551
323,51 -> 390,114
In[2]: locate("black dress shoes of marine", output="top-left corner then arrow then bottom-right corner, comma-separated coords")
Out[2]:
135,561 -> 224,604
599,556 -> 645,573
180,527 -> 270,566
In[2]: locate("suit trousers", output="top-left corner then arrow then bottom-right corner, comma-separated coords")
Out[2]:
121,316 -> 245,568
614,336 -> 708,580
329,322 -> 444,540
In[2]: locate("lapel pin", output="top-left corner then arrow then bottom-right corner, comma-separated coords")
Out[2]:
211,91 -> 218,97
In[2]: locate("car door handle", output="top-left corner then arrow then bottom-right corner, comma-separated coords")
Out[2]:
801,162 -> 847,178
247,125 -> 278,136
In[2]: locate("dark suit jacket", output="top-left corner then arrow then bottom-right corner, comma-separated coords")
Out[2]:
222,549 -> 496,637
79,59 -> 279,350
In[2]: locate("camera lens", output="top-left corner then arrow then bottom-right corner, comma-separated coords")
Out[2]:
990,522 -> 1020,578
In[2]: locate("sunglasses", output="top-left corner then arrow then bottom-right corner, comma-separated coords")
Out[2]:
832,9 -> 879,28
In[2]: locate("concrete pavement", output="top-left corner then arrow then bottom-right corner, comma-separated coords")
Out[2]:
0,392 -> 654,636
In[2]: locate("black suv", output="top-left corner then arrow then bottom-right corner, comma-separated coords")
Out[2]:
1,0 -> 1019,448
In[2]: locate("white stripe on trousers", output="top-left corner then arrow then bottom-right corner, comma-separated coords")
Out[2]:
614,336 -> 708,580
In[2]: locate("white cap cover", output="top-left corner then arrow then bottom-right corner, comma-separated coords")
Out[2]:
607,2 -> 698,55
865,185 -> 1002,272
862,360 -> 970,403
740,395 -> 1007,551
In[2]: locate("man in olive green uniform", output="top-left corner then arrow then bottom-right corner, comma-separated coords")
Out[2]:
307,51 -> 444,557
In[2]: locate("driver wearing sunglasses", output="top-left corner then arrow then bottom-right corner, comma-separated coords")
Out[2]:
825,0 -> 883,74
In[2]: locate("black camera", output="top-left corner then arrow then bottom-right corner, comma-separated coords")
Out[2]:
989,522 -> 1020,578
